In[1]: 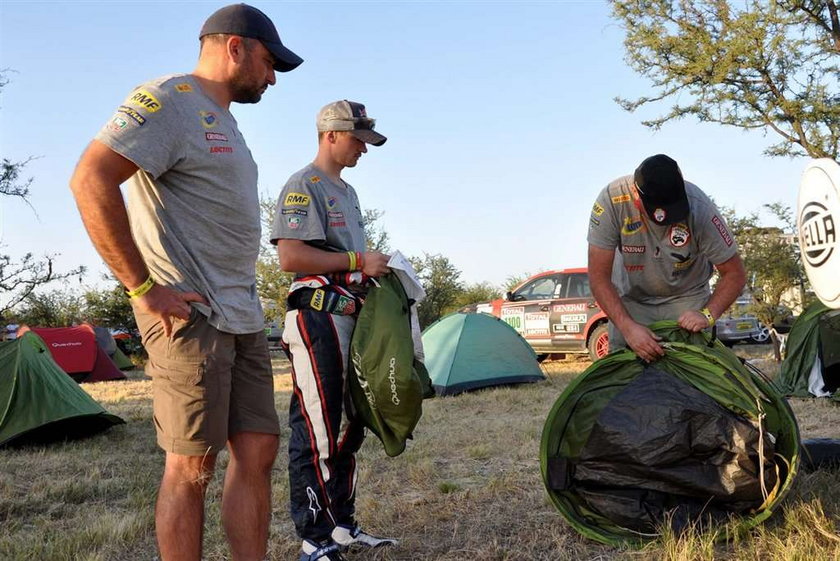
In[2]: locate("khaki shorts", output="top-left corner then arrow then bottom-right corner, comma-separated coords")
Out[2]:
134,306 -> 279,456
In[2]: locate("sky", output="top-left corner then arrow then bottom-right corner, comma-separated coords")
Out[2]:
0,0 -> 812,303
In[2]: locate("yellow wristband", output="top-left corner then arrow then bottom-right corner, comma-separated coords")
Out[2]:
700,307 -> 715,327
125,276 -> 155,299
346,251 -> 357,271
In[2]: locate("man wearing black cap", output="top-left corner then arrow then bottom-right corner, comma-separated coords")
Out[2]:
587,154 -> 747,362
69,4 -> 301,560
270,100 -> 394,561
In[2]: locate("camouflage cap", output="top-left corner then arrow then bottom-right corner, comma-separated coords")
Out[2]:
316,100 -> 387,146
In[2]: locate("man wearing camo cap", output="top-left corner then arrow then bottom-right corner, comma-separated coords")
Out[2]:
270,100 -> 395,561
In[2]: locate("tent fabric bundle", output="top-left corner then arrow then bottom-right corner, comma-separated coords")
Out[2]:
541,321 -> 800,546
422,312 -> 545,396
775,302 -> 840,401
19,325 -> 126,383
349,273 -> 434,457
0,332 -> 124,447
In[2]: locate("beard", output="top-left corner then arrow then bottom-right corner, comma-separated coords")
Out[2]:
229,61 -> 265,104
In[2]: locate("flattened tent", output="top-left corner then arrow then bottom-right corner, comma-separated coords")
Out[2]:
422,312 -> 544,396
0,332 -> 124,447
92,325 -> 135,370
18,325 -> 126,383
541,322 -> 800,546
775,302 -> 840,401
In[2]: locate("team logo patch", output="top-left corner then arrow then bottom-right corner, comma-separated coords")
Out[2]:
284,193 -> 311,206
621,216 -> 646,235
328,211 -> 344,219
329,221 -> 347,227
129,90 -> 162,112
669,224 -> 690,247
117,105 -> 146,125
210,146 -> 232,153
287,216 -> 302,229
592,202 -> 605,216
589,216 -> 600,227
310,289 -> 325,311
653,208 -> 666,223
281,208 -> 308,216
622,245 -> 646,254
611,194 -> 631,204
308,175 -> 321,183
175,83 -> 193,93
108,116 -> 128,131
205,132 -> 228,142
199,111 -> 218,129
711,215 -> 733,247
624,264 -> 644,272
326,196 -> 338,209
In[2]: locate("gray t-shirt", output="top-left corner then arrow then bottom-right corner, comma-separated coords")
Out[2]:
95,74 -> 263,334
587,174 -> 738,305
270,163 -> 366,260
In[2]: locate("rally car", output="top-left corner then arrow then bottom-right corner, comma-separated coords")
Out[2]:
478,268 -> 610,361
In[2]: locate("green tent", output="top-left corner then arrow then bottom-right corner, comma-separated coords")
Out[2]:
0,331 -> 124,447
775,302 -> 840,402
541,322 -> 800,546
422,312 -> 545,396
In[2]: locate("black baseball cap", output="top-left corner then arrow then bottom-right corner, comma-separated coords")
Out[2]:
199,4 -> 303,72
634,154 -> 689,225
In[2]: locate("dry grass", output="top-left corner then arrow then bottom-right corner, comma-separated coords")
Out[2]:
1,345 -> 838,560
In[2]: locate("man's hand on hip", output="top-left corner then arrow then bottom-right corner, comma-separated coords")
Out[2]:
135,284 -> 209,337
623,322 -> 665,363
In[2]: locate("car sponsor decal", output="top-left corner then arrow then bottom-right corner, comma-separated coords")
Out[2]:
284,192 -> 311,206
553,323 -> 580,333
117,105 -> 146,126
553,303 -> 586,313
621,216 -> 646,235
129,90 -> 162,112
501,307 -> 525,331
205,132 -> 228,142
622,244 -> 646,254
711,215 -> 733,247
669,223 -> 690,247
524,312 -> 550,335
592,202 -> 605,216
611,194 -> 631,204
560,313 -> 587,323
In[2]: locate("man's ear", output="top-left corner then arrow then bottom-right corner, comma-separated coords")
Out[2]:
226,36 -> 246,63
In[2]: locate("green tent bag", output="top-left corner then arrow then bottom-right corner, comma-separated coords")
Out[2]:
349,273 -> 434,457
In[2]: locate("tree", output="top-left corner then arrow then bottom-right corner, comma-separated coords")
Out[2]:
13,289 -> 84,328
1,72 -> 85,319
611,0 -> 840,159
82,276 -> 137,332
410,253 -> 464,328
723,202 -> 805,359
452,281 -> 501,310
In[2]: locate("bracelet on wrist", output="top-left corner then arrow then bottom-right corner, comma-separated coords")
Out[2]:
346,251 -> 357,271
700,307 -> 715,327
125,276 -> 155,299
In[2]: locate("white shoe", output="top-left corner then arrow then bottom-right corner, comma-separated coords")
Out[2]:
331,524 -> 398,548
300,538 -> 346,561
